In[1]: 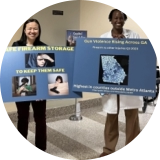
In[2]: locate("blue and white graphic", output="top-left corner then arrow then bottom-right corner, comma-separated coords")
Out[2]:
72,38 -> 156,97
101,56 -> 126,84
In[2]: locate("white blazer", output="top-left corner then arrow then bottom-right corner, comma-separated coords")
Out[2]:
100,29 -> 143,114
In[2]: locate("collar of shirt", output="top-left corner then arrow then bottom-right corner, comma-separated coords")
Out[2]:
108,28 -> 129,38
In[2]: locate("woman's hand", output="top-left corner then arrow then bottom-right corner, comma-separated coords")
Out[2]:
17,86 -> 26,95
55,81 -> 60,86
19,86 -> 25,92
112,33 -> 125,39
23,88 -> 29,92
118,34 -> 125,39
41,54 -> 54,62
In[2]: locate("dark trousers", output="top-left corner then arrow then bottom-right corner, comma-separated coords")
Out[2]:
16,100 -> 47,151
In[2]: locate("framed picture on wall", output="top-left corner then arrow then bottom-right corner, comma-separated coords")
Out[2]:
66,30 -> 87,46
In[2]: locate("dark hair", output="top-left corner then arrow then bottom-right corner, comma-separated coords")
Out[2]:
19,18 -> 41,45
37,53 -> 44,56
21,77 -> 29,83
108,9 -> 127,21
56,76 -> 63,83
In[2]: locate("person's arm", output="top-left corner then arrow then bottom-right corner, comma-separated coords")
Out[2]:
28,85 -> 32,92
41,54 -> 54,62
16,86 -> 25,95
25,85 -> 32,92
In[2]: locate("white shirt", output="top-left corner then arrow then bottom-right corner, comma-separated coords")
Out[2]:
100,28 -> 143,114
101,28 -> 140,39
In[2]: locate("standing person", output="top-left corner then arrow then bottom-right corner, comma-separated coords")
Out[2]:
12,18 -> 47,151
100,9 -> 143,157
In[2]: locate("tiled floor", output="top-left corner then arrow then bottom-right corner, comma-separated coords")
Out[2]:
12,101 -> 155,160
4,75 -> 158,158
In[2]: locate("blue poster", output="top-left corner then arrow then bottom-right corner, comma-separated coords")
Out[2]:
1,46 -> 82,102
66,30 -> 87,46
72,38 -> 157,97
0,92 -> 3,160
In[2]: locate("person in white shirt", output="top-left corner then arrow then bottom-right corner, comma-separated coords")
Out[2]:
100,9 -> 143,157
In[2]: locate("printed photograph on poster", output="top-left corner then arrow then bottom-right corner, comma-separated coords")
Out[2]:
12,75 -> 36,97
48,73 -> 69,96
25,53 -> 55,68
98,54 -> 129,85
66,30 -> 87,46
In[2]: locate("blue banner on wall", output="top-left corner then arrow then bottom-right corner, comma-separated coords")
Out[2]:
72,38 -> 157,97
1,46 -> 82,102
66,30 -> 87,46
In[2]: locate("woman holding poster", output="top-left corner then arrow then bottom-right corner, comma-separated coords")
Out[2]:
100,9 -> 143,157
12,18 -> 47,151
